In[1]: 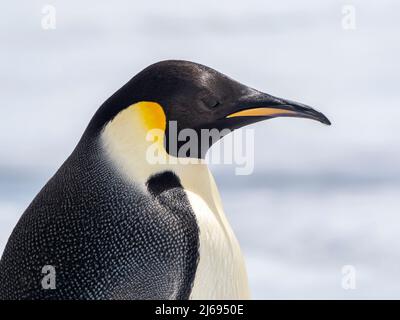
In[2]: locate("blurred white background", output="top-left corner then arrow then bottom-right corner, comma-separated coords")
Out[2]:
1,0 -> 399,299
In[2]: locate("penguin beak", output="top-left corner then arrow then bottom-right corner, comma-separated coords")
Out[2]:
225,91 -> 331,127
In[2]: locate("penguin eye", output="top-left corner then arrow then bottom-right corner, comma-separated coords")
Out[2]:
210,100 -> 220,108
201,96 -> 220,109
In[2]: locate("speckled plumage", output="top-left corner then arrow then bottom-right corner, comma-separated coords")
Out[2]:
0,60 -> 330,300
0,133 -> 199,300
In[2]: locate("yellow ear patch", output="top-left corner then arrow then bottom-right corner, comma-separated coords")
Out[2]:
102,101 -> 167,153
130,101 -> 166,131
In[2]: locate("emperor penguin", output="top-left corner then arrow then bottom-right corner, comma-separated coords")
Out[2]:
0,60 -> 330,300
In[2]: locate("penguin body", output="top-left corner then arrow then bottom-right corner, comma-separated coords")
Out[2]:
0,133 -> 199,299
0,60 -> 330,299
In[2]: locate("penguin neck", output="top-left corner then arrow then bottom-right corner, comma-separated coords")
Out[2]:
100,102 -> 223,221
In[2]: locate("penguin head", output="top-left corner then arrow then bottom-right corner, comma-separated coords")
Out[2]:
93,60 -> 330,159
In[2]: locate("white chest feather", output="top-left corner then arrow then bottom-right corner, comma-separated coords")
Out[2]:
186,190 -> 250,300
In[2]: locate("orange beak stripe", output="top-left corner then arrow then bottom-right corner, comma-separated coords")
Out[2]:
226,108 -> 297,118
